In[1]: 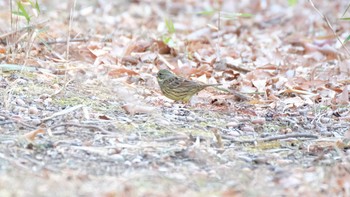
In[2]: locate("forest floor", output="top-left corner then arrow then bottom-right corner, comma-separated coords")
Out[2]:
1,1 -> 350,196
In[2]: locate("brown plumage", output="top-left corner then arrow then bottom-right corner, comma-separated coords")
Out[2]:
156,69 -> 220,102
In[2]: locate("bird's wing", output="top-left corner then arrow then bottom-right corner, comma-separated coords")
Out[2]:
167,76 -> 199,88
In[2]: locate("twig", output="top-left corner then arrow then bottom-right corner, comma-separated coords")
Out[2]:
341,2 -> 350,17
309,0 -> 350,57
222,133 -> 319,144
41,104 -> 84,121
66,0 -> 77,60
38,38 -> 88,45
155,135 -> 188,142
226,63 -> 251,74
50,123 -> 114,135
0,64 -> 52,73
155,135 -> 209,142
157,54 -> 175,70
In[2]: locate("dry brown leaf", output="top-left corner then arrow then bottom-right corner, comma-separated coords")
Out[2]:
94,54 -> 117,65
87,45 -> 108,57
283,86 -> 318,96
0,47 -> 5,54
304,43 -> 339,60
124,40 -> 151,56
172,66 -> 197,77
248,99 -> 270,105
150,40 -> 171,54
193,64 -> 212,77
221,188 -> 242,197
257,64 -> 278,70
186,40 -> 212,55
98,114 -> 112,120
245,70 -> 273,81
298,80 -> 327,91
108,68 -> 139,77
237,108 -> 257,116
121,56 -> 139,65
23,128 -> 46,142
325,83 -> 343,93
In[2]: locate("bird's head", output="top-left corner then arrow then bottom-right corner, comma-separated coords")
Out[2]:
157,69 -> 175,82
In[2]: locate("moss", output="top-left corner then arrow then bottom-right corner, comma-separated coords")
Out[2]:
52,96 -> 93,107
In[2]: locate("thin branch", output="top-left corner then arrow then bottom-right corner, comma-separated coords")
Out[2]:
50,123 -> 114,135
341,2 -> 350,17
309,0 -> 350,57
41,104 -> 84,121
38,38 -> 88,45
66,0 -> 77,60
222,133 -> 319,144
155,135 -> 188,142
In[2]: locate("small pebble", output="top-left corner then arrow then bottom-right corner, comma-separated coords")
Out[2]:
31,118 -> 41,125
28,106 -> 39,114
52,83 -> 60,90
235,116 -> 250,122
15,98 -> 26,106
163,102 -> 172,107
124,161 -> 132,166
16,78 -> 27,85
39,94 -> 50,100
132,156 -> 142,164
241,125 -> 255,132
320,117 -> 331,124
111,155 -> 125,162
252,117 -> 266,125
226,121 -> 239,128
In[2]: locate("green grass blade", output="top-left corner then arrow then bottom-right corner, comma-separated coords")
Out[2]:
16,1 -> 31,23
165,18 -> 175,34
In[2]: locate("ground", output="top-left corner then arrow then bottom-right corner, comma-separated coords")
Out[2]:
1,0 -> 350,196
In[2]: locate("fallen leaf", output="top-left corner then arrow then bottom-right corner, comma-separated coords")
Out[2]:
108,68 -> 139,77
124,40 -> 151,56
23,128 -> 46,142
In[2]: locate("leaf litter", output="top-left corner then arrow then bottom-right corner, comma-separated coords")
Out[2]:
1,0 -> 350,196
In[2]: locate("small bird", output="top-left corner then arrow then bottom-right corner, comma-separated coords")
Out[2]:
156,69 -> 220,102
